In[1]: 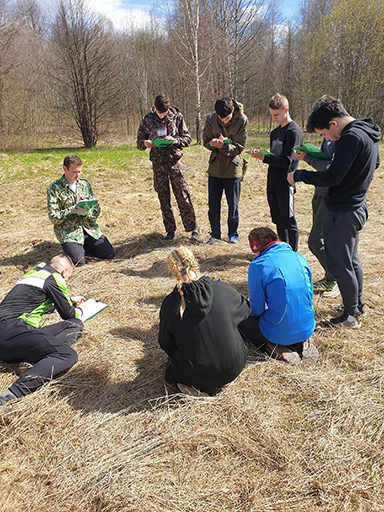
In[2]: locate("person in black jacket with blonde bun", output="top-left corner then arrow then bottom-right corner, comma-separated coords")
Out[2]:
159,246 -> 250,396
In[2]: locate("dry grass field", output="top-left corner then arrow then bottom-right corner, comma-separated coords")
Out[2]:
0,136 -> 384,511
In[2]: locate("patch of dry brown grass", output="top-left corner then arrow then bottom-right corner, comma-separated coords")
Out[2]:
1,143 -> 384,511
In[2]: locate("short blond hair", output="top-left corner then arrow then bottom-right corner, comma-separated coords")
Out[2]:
167,247 -> 201,318
269,93 -> 289,110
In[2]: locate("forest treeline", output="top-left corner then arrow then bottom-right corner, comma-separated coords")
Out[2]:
0,0 -> 383,148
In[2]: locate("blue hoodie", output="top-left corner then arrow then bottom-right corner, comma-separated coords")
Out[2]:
248,242 -> 315,345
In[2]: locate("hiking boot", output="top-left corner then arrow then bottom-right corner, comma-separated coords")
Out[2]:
0,392 -> 18,426
322,280 -> 340,298
176,383 -> 209,397
190,230 -> 199,242
264,341 -> 302,364
329,311 -> 361,329
165,231 -> 175,241
0,390 -> 18,407
301,338 -> 319,364
206,236 -> 221,245
228,235 -> 239,244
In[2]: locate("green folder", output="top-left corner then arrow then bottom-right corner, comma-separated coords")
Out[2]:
293,142 -> 329,160
208,138 -> 231,150
77,199 -> 98,210
259,149 -> 272,156
152,138 -> 176,148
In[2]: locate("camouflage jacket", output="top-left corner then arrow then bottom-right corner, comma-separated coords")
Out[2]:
137,107 -> 191,166
47,175 -> 101,244
203,100 -> 248,178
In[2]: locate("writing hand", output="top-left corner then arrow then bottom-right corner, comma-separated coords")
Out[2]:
210,138 -> 224,149
250,147 -> 264,160
71,296 -> 85,306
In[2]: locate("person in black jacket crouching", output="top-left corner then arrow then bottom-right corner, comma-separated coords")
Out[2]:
158,246 -> 250,396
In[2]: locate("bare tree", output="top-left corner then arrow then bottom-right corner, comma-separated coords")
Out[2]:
50,0 -> 119,147
0,0 -> 19,135
168,0 -> 213,143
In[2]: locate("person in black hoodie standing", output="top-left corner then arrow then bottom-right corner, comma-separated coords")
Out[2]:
158,247 -> 250,395
287,96 -> 381,328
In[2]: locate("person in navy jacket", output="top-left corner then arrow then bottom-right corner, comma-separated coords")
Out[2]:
239,227 -> 318,364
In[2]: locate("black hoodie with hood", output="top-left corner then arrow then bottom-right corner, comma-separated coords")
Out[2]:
294,118 -> 381,212
159,276 -> 250,390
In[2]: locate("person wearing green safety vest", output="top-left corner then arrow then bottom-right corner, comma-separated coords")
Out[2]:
0,254 -> 90,408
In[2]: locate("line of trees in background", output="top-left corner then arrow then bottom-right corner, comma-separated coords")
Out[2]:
0,0 -> 383,148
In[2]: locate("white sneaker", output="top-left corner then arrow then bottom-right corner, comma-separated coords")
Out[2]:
322,281 -> 340,298
176,383 -> 209,397
329,312 -> 361,329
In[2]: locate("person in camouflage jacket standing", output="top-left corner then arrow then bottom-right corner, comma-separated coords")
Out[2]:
47,155 -> 115,266
137,95 -> 198,241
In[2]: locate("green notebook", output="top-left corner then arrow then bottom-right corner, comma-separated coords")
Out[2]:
77,199 -> 98,210
152,138 -> 176,148
259,149 -> 272,156
293,142 -> 329,160
208,138 -> 231,150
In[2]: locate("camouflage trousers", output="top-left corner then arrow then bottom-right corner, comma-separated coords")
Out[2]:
153,161 -> 197,234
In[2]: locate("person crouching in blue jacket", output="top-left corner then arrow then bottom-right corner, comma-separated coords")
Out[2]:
239,227 -> 318,364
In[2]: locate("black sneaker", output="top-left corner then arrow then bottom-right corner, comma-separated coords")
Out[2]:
165,231 -> 175,241
358,303 -> 366,315
329,311 -> 361,329
190,230 -> 199,242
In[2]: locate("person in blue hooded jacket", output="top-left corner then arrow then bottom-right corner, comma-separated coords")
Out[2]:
239,227 -> 318,364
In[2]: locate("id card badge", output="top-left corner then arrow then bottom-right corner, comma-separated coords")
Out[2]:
157,126 -> 167,138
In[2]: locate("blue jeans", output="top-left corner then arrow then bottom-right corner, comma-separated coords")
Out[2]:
208,176 -> 241,239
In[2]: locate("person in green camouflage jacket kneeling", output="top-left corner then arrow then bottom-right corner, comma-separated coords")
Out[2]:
47,155 -> 114,266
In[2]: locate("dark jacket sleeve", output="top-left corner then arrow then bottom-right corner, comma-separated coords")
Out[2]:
221,116 -> 248,158
158,295 -> 178,356
294,133 -> 362,186
202,116 -> 215,150
136,117 -> 149,151
218,281 -> 251,325
44,275 -> 78,320
174,113 -> 191,148
304,154 -> 331,172
264,127 -> 302,170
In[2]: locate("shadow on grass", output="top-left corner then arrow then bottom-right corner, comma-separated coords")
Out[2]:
52,322 -> 170,415
0,241 -> 62,269
113,232 -> 196,260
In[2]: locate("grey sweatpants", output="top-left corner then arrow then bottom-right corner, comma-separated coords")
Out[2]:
323,203 -> 368,315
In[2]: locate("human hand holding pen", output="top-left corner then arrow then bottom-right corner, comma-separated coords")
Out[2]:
164,132 -> 176,142
210,133 -> 225,149
72,204 -> 87,216
249,147 -> 265,160
71,296 -> 85,307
